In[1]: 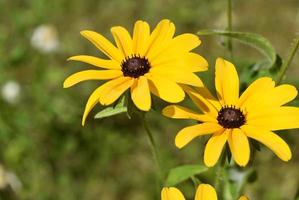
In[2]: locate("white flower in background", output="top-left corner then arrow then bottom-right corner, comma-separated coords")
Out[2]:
229,168 -> 247,186
1,80 -> 21,104
0,165 -> 7,189
0,165 -> 22,192
31,24 -> 59,53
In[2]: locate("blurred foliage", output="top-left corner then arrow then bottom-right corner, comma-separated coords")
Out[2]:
0,0 -> 299,199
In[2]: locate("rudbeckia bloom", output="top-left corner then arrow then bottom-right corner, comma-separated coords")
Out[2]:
161,184 -> 248,200
63,19 -> 207,125
163,57 -> 299,167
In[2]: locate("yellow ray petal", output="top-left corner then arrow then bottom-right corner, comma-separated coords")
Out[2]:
241,125 -> 291,161
161,187 -> 185,200
228,128 -> 250,167
80,30 -> 123,62
162,105 -> 216,122
215,58 -> 239,105
182,85 -> 219,117
157,33 -> 201,60
175,123 -> 223,149
238,77 -> 274,107
150,53 -> 208,73
68,55 -> 121,69
131,76 -> 151,111
146,19 -> 175,60
81,84 -> 107,126
99,77 -> 133,105
132,20 -> 150,56
183,53 -> 208,72
63,70 -> 122,88
147,74 -> 185,103
150,68 -> 204,87
246,106 -> 299,131
242,84 -> 298,112
239,196 -> 249,200
194,86 -> 221,111
111,26 -> 133,57
204,130 -> 228,167
195,184 -> 218,200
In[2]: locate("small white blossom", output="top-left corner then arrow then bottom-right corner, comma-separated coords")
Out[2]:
31,25 -> 59,53
1,80 -> 21,104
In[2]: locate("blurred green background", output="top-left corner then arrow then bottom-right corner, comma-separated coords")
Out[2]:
0,0 -> 299,199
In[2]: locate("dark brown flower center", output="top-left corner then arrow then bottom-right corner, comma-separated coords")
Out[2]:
121,55 -> 150,78
217,106 -> 246,128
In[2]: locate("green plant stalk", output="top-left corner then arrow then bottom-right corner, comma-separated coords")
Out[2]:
191,175 -> 200,189
214,153 -> 226,194
227,0 -> 233,59
277,37 -> 299,84
141,113 -> 164,185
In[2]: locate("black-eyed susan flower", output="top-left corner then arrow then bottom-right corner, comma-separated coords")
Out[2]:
63,19 -> 208,125
161,184 -> 248,200
163,57 -> 299,167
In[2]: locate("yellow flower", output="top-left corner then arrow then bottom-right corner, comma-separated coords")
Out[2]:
63,19 -> 207,125
161,184 -> 248,200
163,57 -> 299,167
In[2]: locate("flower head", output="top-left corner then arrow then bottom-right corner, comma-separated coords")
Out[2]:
163,57 -> 299,167
161,184 -> 248,200
64,19 -> 207,125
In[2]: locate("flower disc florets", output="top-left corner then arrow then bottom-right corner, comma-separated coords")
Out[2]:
121,54 -> 150,78
217,105 -> 246,128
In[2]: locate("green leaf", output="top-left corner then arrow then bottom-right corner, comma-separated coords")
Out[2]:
197,30 -> 276,67
94,96 -> 127,119
94,106 -> 127,119
165,164 -> 208,186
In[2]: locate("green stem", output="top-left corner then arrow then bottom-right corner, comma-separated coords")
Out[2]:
141,113 -> 164,185
227,0 -> 233,59
276,37 -> 299,84
214,162 -> 224,193
214,152 -> 227,194
191,176 -> 200,189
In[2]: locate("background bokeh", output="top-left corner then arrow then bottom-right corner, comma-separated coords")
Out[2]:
0,0 -> 299,199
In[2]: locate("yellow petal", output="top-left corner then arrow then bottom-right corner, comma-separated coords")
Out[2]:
204,130 -> 228,167
146,19 -> 175,60
131,76 -> 151,111
239,196 -> 249,200
183,53 -> 208,72
147,74 -> 185,103
175,123 -> 223,149
67,55 -> 121,69
182,85 -> 219,117
81,85 -> 106,126
162,105 -> 216,122
228,128 -> 250,167
151,53 -> 208,73
99,77 -> 133,105
132,20 -> 150,56
242,84 -> 298,112
63,70 -> 122,88
269,84 -> 298,106
150,68 -> 204,87
246,106 -> 299,131
111,26 -> 133,57
238,77 -> 275,108
193,86 -> 222,111
194,184 -> 218,200
161,187 -> 185,200
215,58 -> 239,105
241,125 -> 291,161
80,30 -> 123,62
158,33 -> 201,59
